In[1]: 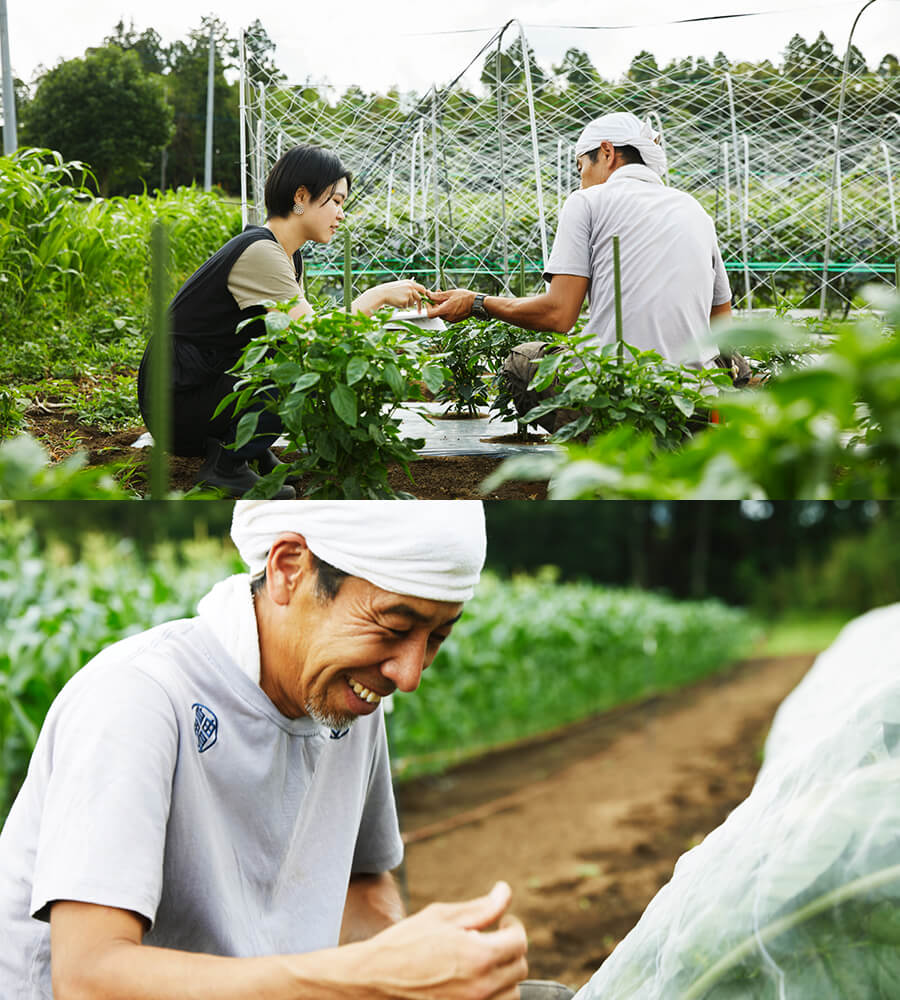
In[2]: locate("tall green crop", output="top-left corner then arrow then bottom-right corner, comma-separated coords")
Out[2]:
388,569 -> 760,776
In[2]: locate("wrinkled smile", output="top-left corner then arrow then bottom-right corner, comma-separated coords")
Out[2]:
347,676 -> 381,704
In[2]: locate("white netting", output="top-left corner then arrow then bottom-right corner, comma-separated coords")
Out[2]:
574,602 -> 900,998
240,13 -> 900,315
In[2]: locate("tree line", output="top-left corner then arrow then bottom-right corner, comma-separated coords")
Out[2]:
10,501 -> 900,616
8,22 -> 900,198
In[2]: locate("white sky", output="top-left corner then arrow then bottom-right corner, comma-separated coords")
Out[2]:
6,0 -> 900,94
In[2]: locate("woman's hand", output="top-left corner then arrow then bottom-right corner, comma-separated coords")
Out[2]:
352,279 -> 430,316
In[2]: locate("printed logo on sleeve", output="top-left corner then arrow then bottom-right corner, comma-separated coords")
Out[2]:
192,703 -> 218,752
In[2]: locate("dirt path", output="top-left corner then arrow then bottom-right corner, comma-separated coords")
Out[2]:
22,413 -> 548,499
395,653 -> 816,991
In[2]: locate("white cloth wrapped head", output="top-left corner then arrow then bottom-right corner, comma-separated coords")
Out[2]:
575,111 -> 667,178
231,500 -> 487,603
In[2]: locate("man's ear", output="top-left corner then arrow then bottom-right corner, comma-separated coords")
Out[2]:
265,533 -> 311,606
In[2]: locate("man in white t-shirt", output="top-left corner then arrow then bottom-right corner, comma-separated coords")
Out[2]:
0,501 -> 573,1000
427,112 -> 736,429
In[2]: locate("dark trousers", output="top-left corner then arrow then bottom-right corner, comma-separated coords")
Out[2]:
137,348 -> 283,460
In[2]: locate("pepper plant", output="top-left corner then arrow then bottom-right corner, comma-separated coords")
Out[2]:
521,332 -> 731,445
217,304 -> 448,498
430,318 -> 521,416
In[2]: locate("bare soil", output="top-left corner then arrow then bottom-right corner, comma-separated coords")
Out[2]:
22,412 -> 548,499
395,652 -> 816,991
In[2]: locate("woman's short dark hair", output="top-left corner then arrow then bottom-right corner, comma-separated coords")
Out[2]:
264,144 -> 352,219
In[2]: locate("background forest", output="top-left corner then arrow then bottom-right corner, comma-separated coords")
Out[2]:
7,18 -> 899,196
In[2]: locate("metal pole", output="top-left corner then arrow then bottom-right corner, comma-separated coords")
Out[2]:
832,124 -> 843,229
882,142 -> 897,236
430,87 -> 441,288
517,21 -> 549,275
722,140 -> 732,234
254,118 -> 264,225
204,25 -> 215,191
496,28 -> 510,293
257,86 -> 267,223
742,134 -> 750,222
0,0 -> 17,155
820,0 -> 881,320
557,138 -> 563,217
238,29 -> 248,228
725,73 -> 752,310
409,128 -> 417,237
647,110 -> 668,186
418,120 -> 426,226
387,150 -> 395,228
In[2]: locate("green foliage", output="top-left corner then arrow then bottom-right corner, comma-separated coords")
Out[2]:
0,436 -> 132,499
431,319 -> 520,415
524,334 -> 731,445
0,508 -> 239,819
219,306 -> 448,498
757,511 -> 900,616
389,569 -> 760,777
486,292 -> 900,498
22,45 -> 173,196
0,389 -> 28,438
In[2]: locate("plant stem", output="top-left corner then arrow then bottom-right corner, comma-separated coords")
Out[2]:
680,863 -> 900,1000
149,218 -> 170,500
613,234 -> 623,366
344,228 -> 352,314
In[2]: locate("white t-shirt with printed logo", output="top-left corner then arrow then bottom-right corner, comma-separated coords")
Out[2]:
0,616 -> 403,997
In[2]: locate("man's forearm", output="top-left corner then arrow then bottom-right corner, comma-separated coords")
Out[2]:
480,293 -> 571,333
340,872 -> 406,944
53,937 -> 373,1000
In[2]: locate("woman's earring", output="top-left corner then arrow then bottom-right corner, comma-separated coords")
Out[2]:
293,204 -> 304,216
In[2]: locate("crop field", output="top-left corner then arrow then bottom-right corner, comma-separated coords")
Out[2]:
4,502 -> 895,996
0,505 -> 761,822
2,146 -> 898,500
2,14 -> 899,499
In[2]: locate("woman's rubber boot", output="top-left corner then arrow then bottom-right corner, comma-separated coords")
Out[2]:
195,439 -> 295,499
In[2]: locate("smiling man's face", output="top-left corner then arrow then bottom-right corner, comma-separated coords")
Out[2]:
257,539 -> 463,727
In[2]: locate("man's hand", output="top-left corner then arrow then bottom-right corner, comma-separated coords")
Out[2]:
358,881 -> 528,1000
49,884 -> 526,1000
426,288 -> 477,324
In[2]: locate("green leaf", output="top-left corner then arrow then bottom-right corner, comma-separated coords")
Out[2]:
422,363 -> 447,395
293,372 -> 320,392
330,383 -> 358,427
383,361 -> 405,396
232,410 -> 261,451
315,431 -> 337,462
672,394 -> 696,418
264,311 -> 291,333
346,356 -> 369,385
242,341 -> 271,368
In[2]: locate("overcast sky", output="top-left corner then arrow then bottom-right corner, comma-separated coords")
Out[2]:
6,0 -> 900,94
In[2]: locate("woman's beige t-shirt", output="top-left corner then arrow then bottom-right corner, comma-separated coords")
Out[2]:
227,239 -> 310,310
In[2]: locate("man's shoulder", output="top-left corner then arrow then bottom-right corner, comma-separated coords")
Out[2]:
62,618 -> 209,707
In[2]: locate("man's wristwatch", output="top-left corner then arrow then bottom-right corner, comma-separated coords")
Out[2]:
471,293 -> 489,320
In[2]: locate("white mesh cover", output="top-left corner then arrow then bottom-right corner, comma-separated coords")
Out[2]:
576,602 -> 900,999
